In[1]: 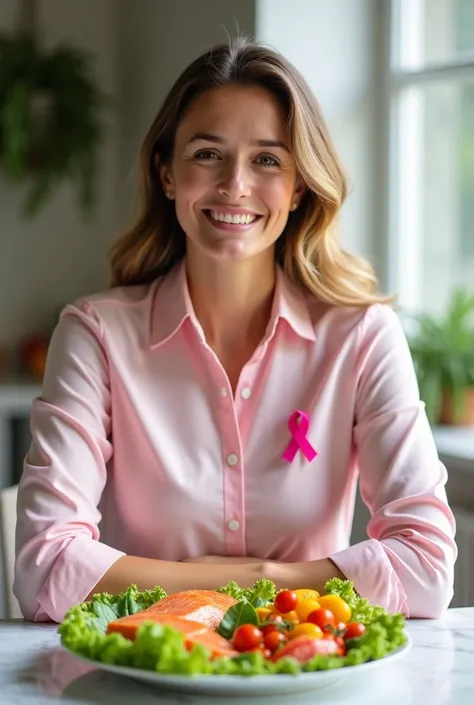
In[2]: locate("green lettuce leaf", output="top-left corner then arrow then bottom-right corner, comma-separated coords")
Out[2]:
59,579 -> 407,677
324,578 -> 386,624
216,578 -> 276,606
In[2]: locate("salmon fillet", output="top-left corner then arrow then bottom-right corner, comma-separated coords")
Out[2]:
106,590 -> 238,659
142,590 -> 238,630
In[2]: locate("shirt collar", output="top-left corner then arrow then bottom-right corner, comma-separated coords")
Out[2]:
149,260 -> 316,349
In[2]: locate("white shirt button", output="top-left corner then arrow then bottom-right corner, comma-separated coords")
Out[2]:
220,387 -> 228,397
227,453 -> 239,467
228,519 -> 240,531
241,387 -> 252,399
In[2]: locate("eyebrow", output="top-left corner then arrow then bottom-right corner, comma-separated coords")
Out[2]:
186,132 -> 290,152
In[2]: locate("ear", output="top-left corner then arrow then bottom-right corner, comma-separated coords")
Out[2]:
156,154 -> 175,199
290,176 -> 306,210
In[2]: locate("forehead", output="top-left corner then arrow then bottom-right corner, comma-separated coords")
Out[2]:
175,84 -> 289,143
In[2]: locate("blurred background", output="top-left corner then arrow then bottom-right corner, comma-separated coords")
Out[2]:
0,0 -> 473,615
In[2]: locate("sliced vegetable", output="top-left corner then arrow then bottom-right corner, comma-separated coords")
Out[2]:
271,636 -> 343,663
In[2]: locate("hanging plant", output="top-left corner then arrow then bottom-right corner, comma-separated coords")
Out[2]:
0,1 -> 104,218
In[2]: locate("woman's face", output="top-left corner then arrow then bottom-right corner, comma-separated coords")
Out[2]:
160,84 -> 303,263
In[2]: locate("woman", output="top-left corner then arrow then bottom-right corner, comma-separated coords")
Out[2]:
14,38 -> 456,623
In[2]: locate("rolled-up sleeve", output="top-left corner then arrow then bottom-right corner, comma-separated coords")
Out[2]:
14,301 -> 125,623
330,304 -> 457,618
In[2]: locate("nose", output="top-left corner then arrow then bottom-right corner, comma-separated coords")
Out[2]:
217,160 -> 251,200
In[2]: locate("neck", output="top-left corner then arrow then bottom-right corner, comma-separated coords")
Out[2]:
185,247 -> 276,353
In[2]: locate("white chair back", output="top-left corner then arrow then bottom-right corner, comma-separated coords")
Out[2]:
0,484 -> 22,618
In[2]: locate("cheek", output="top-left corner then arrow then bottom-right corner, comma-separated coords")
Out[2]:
258,179 -> 293,216
175,164 -> 214,197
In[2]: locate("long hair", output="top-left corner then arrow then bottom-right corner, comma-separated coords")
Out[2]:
109,37 -> 393,306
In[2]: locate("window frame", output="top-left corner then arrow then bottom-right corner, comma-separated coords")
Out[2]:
384,0 -> 474,312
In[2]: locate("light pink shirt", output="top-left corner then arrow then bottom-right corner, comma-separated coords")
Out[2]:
14,262 -> 456,622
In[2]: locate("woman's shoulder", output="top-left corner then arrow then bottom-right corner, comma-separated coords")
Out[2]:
304,295 -> 401,341
57,281 -> 160,340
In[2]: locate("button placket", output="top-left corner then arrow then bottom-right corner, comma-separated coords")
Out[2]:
197,335 -> 245,555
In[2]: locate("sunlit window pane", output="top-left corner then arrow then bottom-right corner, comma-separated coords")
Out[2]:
395,79 -> 474,315
396,0 -> 474,70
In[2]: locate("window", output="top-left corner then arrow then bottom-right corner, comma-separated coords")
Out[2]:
388,0 -> 474,316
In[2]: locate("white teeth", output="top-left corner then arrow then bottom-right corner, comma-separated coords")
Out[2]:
209,210 -> 257,225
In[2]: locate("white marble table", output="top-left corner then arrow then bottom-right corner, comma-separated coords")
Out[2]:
0,608 -> 473,704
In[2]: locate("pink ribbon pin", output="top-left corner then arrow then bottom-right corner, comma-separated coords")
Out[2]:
281,410 -> 318,463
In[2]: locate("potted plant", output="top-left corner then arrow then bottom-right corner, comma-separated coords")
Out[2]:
0,1 -> 104,217
407,289 -> 474,426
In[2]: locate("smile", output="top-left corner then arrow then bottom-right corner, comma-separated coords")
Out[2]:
206,210 -> 258,225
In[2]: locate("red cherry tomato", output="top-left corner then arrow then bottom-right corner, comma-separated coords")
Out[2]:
263,630 -> 287,652
306,608 -> 337,631
344,622 -> 366,640
261,614 -> 285,636
232,624 -> 263,652
334,635 -> 347,654
274,590 -> 298,614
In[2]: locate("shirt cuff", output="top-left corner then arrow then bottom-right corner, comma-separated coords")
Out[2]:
329,538 -> 409,615
36,536 -> 125,622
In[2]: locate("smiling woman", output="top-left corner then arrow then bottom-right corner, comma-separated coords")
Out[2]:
14,37 -> 456,624
161,84 -> 301,266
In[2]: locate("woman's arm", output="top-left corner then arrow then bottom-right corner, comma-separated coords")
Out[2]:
298,304 -> 456,618
87,555 -> 269,600
14,302 -> 126,623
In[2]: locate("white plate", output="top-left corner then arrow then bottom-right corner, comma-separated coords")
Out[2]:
63,634 -> 411,697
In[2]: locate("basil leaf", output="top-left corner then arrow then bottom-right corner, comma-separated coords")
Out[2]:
217,601 -> 259,640
114,591 -> 141,618
89,601 -> 119,633
127,594 -> 140,615
252,597 -> 267,608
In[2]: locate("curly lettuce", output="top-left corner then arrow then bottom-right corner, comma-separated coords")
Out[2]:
58,579 -> 407,677
216,578 -> 277,606
324,578 -> 386,624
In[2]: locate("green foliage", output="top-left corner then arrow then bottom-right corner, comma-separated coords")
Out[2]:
407,288 -> 474,424
0,34 -> 104,217
216,578 -> 277,606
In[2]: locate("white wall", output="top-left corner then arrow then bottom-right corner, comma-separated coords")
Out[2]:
256,0 -> 378,261
117,0 -> 256,223
0,0 -> 120,352
0,0 -> 379,355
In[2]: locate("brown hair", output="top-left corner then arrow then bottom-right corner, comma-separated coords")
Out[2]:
109,37 -> 393,306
